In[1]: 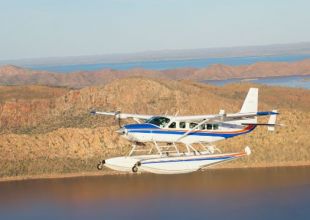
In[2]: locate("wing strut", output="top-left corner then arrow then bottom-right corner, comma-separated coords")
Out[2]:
176,118 -> 211,142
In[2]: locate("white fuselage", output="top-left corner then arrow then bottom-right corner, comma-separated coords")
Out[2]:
120,119 -> 256,144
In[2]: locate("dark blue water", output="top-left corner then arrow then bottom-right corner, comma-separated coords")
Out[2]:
0,167 -> 309,220
29,54 -> 310,73
204,75 -> 310,89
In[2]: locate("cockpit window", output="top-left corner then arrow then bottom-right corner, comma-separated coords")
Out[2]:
145,117 -> 170,127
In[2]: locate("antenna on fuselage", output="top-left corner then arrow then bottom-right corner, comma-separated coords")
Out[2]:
174,111 -> 179,117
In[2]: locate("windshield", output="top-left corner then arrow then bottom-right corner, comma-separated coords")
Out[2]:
145,117 -> 170,127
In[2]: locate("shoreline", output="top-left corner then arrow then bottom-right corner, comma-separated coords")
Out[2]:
1,162 -> 310,183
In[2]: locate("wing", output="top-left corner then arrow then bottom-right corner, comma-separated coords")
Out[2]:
90,110 -> 153,120
91,110 -> 278,122
174,111 -> 278,122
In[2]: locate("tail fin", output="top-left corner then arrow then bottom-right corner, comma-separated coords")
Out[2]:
240,88 -> 258,113
240,88 -> 258,124
267,110 -> 277,131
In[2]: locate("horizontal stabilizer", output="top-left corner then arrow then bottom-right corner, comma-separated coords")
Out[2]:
242,123 -> 278,126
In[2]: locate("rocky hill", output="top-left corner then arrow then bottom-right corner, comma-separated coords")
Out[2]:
0,59 -> 309,88
0,78 -> 309,178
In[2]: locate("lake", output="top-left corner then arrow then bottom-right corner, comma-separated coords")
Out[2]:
27,54 -> 310,89
204,75 -> 310,89
29,54 -> 310,73
0,167 -> 309,220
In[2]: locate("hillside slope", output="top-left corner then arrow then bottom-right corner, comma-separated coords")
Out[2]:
0,78 -> 309,178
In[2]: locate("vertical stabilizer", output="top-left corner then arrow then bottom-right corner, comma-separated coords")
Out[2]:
267,110 -> 277,131
240,88 -> 258,113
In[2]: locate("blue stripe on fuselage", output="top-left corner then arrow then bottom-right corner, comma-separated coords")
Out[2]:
124,123 -> 159,129
125,124 -> 256,139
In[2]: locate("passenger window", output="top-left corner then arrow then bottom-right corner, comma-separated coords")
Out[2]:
207,124 -> 212,130
199,124 -> 206,130
169,122 -> 176,128
190,123 -> 198,129
213,124 -> 219,130
179,122 -> 186,129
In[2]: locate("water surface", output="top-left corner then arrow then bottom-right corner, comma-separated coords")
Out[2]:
204,75 -> 310,89
29,54 -> 310,73
0,167 -> 309,220
26,54 -> 310,89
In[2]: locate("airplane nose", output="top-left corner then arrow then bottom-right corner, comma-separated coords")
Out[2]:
116,127 -> 128,135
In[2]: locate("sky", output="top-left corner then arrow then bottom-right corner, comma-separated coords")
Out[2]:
0,0 -> 309,60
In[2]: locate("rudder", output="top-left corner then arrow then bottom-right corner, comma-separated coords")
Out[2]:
240,88 -> 258,113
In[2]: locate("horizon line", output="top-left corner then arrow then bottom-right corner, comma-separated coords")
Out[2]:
1,41 -> 310,63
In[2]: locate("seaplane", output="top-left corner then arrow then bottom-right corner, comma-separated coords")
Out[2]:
91,88 -> 280,174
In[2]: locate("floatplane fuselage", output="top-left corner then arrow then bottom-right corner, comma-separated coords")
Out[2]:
118,117 -> 257,144
91,88 -> 280,174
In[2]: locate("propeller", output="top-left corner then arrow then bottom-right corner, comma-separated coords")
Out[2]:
89,108 -> 125,129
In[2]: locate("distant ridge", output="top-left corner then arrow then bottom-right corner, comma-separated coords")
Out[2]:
1,42 -> 310,66
0,59 -> 309,88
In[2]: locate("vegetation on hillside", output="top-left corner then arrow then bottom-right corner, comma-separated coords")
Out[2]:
0,78 -> 309,178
